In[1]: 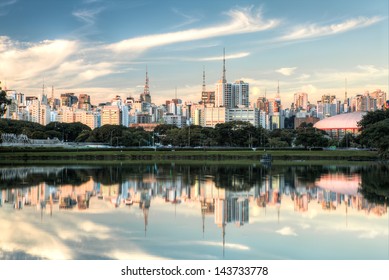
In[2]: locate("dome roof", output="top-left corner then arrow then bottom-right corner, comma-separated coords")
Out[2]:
314,111 -> 366,130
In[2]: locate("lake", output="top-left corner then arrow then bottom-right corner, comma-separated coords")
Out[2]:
0,163 -> 388,260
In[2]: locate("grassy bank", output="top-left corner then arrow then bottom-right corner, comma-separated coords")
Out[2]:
0,146 -> 379,164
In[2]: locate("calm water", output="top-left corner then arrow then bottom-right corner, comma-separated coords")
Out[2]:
0,163 -> 388,260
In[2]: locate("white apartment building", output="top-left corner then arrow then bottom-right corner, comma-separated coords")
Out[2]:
203,106 -> 226,127
226,107 -> 259,127
101,106 -> 121,126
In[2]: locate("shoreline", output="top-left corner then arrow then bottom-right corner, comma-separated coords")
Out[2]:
0,147 -> 379,164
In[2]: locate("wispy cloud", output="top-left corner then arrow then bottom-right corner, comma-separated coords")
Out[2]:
171,8 -> 201,29
73,7 -> 105,25
0,0 -> 17,16
108,7 -> 279,53
280,16 -> 383,41
276,67 -> 297,76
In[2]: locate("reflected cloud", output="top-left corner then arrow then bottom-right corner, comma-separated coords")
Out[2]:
77,221 -> 111,240
105,250 -> 169,260
1,164 -> 388,260
276,227 -> 297,236
300,223 -> 311,229
0,214 -> 73,259
194,241 -> 250,251
358,230 -> 379,239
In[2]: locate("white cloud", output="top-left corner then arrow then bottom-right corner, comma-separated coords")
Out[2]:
276,226 -> 297,236
107,7 -> 279,53
276,67 -> 297,76
280,16 -> 383,41
356,65 -> 381,74
197,52 -> 250,61
301,84 -> 318,94
0,38 -> 78,81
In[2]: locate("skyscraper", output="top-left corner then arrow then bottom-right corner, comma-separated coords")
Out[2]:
294,92 -> 308,110
232,80 -> 249,107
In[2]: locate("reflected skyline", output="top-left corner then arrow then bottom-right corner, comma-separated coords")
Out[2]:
1,163 -> 388,260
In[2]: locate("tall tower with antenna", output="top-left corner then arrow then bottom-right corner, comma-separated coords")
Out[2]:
344,78 -> 349,113
215,48 -> 232,108
41,78 -> 48,105
201,66 -> 215,105
344,78 -> 348,101
222,48 -> 227,84
202,66 -> 206,93
140,66 -> 151,103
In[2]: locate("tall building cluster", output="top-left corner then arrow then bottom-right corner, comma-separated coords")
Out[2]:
1,51 -> 387,131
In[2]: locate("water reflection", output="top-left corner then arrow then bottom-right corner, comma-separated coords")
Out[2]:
0,163 -> 388,260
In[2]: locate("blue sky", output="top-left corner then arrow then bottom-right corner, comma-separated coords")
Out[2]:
0,0 -> 388,106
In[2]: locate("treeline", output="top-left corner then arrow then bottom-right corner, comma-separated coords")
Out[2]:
1,109 -> 388,157
0,119 -> 329,148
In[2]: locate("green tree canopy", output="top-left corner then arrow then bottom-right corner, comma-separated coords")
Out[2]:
294,127 -> 329,148
0,89 -> 11,117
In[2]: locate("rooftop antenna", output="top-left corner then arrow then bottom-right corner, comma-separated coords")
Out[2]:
42,77 -> 45,96
144,65 -> 150,95
175,86 -> 177,100
202,66 -> 206,92
344,78 -> 348,101
51,86 -> 54,100
276,80 -> 280,98
222,48 -> 226,83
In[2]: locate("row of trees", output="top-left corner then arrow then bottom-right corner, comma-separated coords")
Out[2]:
0,118 -> 331,149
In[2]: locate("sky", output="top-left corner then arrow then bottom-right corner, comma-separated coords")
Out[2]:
0,0 -> 388,107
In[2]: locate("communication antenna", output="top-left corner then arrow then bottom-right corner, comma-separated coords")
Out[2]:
345,78 -> 348,101
222,48 -> 226,83
202,66 -> 206,92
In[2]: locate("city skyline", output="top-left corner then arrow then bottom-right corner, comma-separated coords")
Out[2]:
0,0 -> 388,107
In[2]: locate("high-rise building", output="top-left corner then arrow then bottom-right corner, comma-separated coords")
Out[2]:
370,89 -> 387,109
294,92 -> 308,110
203,106 -> 226,127
215,81 -> 232,108
101,106 -> 121,125
60,93 -> 78,107
256,96 -> 267,111
232,80 -> 249,107
226,107 -> 259,127
78,94 -> 91,110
